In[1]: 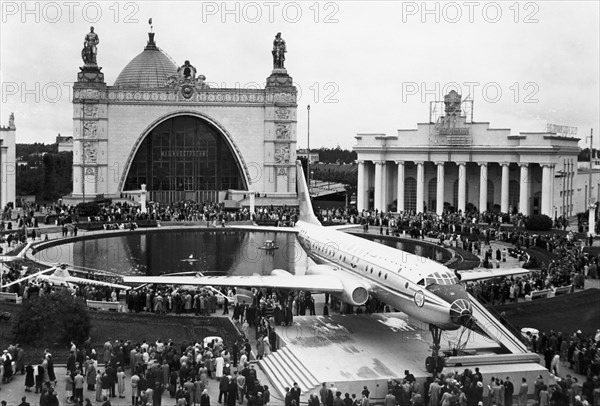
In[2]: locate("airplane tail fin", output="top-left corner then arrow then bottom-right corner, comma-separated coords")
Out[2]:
296,160 -> 321,225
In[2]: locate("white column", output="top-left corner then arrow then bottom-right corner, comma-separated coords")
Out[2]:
381,161 -> 388,211
589,203 -> 596,236
541,164 -> 552,216
374,161 -> 384,212
396,161 -> 405,212
550,165 -> 555,218
479,163 -> 488,212
0,146 -> 7,209
416,161 -> 424,213
457,162 -> 466,214
249,191 -> 256,215
501,163 -> 510,213
436,161 -> 445,216
519,163 -> 529,215
357,161 -> 366,211
140,184 -> 147,213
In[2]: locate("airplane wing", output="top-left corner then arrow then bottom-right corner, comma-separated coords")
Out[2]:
0,256 -> 23,263
122,274 -> 344,293
327,224 -> 363,231
64,275 -> 132,291
0,267 -> 57,289
457,267 -> 531,282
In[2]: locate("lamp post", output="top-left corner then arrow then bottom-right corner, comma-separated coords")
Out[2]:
82,147 -> 86,204
307,105 -> 310,190
587,129 -> 595,236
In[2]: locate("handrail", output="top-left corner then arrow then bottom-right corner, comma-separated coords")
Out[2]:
474,294 -> 529,346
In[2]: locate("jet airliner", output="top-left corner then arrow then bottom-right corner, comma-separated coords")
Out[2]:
122,161 -> 528,357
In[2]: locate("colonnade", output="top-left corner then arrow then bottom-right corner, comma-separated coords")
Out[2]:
357,160 -> 556,216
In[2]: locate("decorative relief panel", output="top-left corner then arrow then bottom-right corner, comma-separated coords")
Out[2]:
104,89 -> 296,104
82,121 -> 98,138
274,145 -> 290,163
275,123 -> 290,140
277,168 -> 287,177
83,142 -> 97,163
83,104 -> 99,118
275,108 -> 290,120
74,88 -> 104,100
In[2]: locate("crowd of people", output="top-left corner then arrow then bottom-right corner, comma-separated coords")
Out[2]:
1,333 -> 274,406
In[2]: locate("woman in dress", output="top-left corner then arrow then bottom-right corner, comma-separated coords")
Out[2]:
117,366 -> 126,398
215,353 -> 224,379
263,335 -> 271,357
25,364 -> 34,392
95,371 -> 103,402
86,362 -> 96,391
199,366 -> 209,389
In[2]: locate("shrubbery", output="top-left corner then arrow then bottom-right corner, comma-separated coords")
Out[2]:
12,290 -> 91,346
524,214 -> 553,231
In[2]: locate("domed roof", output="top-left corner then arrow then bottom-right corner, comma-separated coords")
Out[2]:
113,33 -> 177,88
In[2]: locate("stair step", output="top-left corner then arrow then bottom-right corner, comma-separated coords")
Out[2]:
263,352 -> 296,391
259,358 -> 288,397
283,347 -> 320,387
278,347 -> 319,391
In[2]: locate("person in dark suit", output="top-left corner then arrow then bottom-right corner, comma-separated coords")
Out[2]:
504,377 -> 514,406
291,382 -> 301,405
18,396 -> 31,406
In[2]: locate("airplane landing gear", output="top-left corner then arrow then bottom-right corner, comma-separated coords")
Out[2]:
425,324 -> 445,375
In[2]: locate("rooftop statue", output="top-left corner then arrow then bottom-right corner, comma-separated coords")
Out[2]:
82,26 -> 99,65
272,32 -> 286,69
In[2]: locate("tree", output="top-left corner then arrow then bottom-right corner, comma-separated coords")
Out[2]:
12,290 -> 91,346
524,214 -> 553,231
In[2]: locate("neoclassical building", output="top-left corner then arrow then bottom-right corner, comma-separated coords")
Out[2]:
0,113 -> 16,210
354,91 -> 581,217
67,30 -> 298,206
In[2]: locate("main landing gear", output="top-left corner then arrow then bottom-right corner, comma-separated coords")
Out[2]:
425,324 -> 445,375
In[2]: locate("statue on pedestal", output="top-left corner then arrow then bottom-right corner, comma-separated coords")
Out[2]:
272,32 -> 286,69
82,26 -> 99,65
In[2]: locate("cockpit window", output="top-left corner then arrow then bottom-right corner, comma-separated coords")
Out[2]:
424,271 -> 459,286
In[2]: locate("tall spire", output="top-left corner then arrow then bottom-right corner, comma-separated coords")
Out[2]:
145,32 -> 157,50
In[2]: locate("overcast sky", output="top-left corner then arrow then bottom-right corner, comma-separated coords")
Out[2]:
1,1 -> 598,149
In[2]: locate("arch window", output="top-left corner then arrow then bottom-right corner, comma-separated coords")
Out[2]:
124,115 -> 246,200
428,177 -> 438,212
404,177 -> 417,211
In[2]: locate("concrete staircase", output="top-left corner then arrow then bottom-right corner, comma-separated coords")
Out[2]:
258,346 -> 321,397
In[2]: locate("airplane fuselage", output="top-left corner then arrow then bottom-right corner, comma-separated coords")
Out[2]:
295,220 -> 472,330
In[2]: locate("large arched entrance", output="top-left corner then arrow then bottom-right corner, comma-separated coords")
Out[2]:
124,115 -> 247,202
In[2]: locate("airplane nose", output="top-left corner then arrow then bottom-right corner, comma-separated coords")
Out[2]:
450,298 -> 472,326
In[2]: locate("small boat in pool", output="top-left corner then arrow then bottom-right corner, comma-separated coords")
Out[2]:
258,240 -> 279,250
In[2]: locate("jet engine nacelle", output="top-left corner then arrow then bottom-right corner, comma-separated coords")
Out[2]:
306,265 -> 370,306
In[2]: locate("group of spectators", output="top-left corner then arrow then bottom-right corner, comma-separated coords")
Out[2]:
522,328 -> 600,383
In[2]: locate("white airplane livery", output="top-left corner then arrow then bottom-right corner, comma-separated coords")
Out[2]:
123,161 -> 527,336
293,162 -> 473,331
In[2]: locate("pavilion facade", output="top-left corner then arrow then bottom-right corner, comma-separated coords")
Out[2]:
354,91 -> 580,217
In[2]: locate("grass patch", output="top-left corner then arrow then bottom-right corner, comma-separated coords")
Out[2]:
0,302 -> 242,365
493,288 -> 600,336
